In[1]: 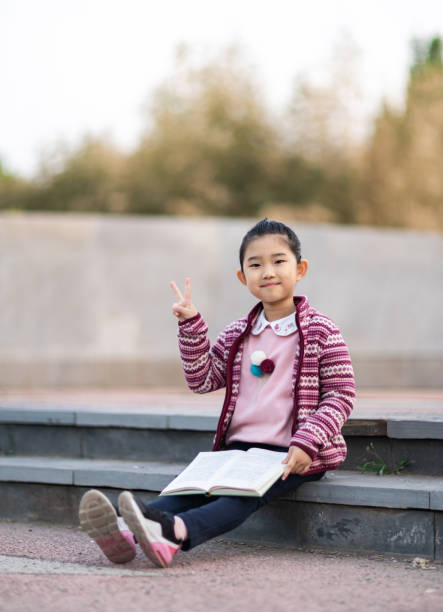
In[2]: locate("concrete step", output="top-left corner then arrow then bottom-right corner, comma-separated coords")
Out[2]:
1,405 -> 443,474
1,455 -> 442,560
1,455 -> 443,510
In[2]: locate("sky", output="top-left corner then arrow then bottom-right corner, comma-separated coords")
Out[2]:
1,0 -> 442,177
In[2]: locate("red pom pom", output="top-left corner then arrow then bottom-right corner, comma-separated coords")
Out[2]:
260,358 -> 275,374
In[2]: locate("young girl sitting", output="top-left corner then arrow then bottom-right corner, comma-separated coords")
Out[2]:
79,218 -> 355,568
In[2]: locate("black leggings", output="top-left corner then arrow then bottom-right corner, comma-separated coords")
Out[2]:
141,441 -> 325,550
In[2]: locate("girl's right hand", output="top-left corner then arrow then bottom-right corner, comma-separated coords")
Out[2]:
170,278 -> 198,322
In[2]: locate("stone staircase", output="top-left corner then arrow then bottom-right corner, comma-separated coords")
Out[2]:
0,394 -> 442,560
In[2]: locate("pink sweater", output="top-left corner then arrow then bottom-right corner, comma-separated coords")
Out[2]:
226,326 -> 299,447
177,296 -> 355,475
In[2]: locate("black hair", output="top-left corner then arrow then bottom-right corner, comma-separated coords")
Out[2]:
239,218 -> 302,271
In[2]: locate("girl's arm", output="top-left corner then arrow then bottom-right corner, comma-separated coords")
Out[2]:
290,325 -> 355,459
177,315 -> 229,393
171,278 -> 228,394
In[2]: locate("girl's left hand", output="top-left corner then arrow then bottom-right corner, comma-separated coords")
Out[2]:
281,446 -> 312,479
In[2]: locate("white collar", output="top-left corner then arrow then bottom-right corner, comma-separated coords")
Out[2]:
251,310 -> 298,336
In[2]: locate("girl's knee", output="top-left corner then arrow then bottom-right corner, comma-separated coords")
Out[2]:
220,495 -> 261,514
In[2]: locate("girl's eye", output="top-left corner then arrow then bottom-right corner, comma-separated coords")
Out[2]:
249,263 -> 260,268
275,259 -> 286,264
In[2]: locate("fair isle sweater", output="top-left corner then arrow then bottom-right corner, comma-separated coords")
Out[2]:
177,295 -> 356,475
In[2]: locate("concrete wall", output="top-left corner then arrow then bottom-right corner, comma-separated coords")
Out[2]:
1,211 -> 442,388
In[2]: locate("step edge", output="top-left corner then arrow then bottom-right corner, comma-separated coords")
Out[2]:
1,459 -> 442,511
2,409 -> 443,439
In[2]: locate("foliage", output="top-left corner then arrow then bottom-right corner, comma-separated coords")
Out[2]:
22,137 -> 130,213
0,161 -> 31,211
357,443 -> 410,476
125,48 -> 280,217
357,35 -> 443,230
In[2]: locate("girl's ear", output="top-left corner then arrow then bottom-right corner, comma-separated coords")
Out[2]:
236,269 -> 247,285
296,259 -> 309,281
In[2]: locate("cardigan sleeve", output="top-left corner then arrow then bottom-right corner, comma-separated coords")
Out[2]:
289,326 -> 355,458
177,313 -> 229,394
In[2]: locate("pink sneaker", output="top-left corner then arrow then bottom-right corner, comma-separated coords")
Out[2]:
79,489 -> 136,564
118,491 -> 181,568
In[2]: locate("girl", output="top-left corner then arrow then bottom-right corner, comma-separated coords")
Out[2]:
79,218 -> 355,568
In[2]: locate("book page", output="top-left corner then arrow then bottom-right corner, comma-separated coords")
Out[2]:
209,448 -> 287,491
161,450 -> 242,494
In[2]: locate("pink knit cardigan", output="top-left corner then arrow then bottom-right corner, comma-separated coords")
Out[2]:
177,296 -> 355,474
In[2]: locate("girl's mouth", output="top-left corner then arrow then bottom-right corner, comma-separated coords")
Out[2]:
261,282 -> 280,287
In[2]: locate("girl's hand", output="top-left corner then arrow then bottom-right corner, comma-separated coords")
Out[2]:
170,278 -> 198,322
281,446 -> 312,479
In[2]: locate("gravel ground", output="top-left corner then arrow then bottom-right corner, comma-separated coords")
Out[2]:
0,521 -> 442,612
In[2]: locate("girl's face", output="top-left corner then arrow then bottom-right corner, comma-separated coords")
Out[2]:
237,234 -> 308,309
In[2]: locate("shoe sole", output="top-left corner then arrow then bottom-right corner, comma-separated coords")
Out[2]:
118,491 -> 179,568
79,489 -> 136,564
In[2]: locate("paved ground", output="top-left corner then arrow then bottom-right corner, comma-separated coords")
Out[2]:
1,387 -> 443,417
0,521 -> 442,612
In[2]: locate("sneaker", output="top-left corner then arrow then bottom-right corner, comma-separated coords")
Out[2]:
79,489 -> 136,564
118,491 -> 182,568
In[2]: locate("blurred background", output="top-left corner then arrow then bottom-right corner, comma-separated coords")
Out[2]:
1,0 -> 442,390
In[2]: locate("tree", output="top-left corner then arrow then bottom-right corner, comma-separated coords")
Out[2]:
359,36 -> 443,229
28,137 -> 129,213
282,33 -> 363,223
0,160 -> 31,211
126,47 -> 280,217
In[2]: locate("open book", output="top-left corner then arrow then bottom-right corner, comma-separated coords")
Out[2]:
160,448 -> 287,497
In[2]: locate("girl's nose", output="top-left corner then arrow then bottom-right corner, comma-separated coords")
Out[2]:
262,265 -> 275,278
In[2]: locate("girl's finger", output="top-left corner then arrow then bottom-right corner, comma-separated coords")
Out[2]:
172,308 -> 184,320
184,277 -> 192,303
172,303 -> 187,314
170,281 -> 184,302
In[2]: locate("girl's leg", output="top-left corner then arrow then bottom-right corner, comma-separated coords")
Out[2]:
260,470 -> 325,506
145,470 -> 326,550
146,493 -> 216,516
136,492 -> 217,541
117,490 -> 258,567
118,490 -> 204,568
173,494 -> 261,549
117,471 -> 324,567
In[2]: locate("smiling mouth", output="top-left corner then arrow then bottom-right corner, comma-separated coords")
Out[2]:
261,282 -> 280,287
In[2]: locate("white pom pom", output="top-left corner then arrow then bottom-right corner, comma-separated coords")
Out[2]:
251,350 -> 266,366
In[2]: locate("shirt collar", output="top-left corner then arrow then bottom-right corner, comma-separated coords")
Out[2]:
251,309 -> 298,336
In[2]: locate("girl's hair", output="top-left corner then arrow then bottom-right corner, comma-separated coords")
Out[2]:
239,218 -> 302,270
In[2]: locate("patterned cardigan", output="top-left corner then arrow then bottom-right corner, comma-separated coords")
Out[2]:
177,295 -> 355,474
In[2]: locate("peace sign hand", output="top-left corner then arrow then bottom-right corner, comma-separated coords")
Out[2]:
170,278 -> 198,322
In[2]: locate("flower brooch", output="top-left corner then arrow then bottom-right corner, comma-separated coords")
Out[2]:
250,350 -> 275,377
